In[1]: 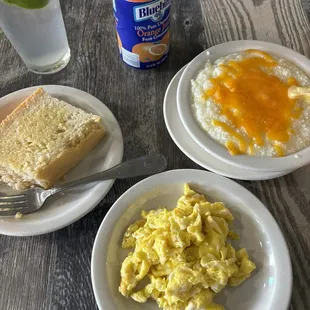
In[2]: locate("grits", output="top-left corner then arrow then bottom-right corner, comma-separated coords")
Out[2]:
191,50 -> 310,157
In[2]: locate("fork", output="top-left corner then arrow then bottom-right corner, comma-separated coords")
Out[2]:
0,153 -> 167,216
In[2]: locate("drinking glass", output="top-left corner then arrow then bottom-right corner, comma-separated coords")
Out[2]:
0,0 -> 70,74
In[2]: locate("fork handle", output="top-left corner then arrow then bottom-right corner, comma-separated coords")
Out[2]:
49,153 -> 167,196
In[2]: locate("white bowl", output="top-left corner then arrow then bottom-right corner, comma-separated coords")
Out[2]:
164,65 -> 295,180
177,40 -> 310,172
91,169 -> 292,310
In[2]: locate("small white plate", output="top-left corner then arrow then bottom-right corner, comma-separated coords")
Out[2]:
177,40 -> 310,172
164,66 -> 293,180
0,85 -> 124,236
91,170 -> 292,310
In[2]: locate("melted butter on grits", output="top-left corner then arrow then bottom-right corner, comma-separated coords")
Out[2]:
192,49 -> 310,157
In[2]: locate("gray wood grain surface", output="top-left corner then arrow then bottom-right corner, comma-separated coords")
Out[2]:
0,0 -> 309,309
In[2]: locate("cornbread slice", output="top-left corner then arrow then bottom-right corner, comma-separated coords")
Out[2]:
0,88 -> 105,190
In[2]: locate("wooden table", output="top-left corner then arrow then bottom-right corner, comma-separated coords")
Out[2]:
0,0 -> 309,309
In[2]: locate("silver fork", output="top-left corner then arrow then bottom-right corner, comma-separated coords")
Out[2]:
0,153 -> 167,216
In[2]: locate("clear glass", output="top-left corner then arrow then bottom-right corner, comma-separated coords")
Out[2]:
0,0 -> 70,74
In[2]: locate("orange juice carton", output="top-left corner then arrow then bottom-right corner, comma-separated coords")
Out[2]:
113,0 -> 171,69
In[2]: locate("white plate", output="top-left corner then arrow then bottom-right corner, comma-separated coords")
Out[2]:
91,169 -> 292,310
177,40 -> 310,172
0,85 -> 124,236
164,66 -> 293,180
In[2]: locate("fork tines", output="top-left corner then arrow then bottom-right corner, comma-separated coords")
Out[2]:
0,192 -> 27,209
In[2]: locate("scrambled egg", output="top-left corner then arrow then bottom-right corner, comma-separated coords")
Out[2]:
119,184 -> 256,310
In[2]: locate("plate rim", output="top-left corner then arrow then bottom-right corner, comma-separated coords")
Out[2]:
163,66 -> 293,180
91,169 -> 293,310
0,85 -> 124,236
176,40 -> 310,172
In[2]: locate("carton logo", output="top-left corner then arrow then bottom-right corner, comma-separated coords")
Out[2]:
133,0 -> 170,23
